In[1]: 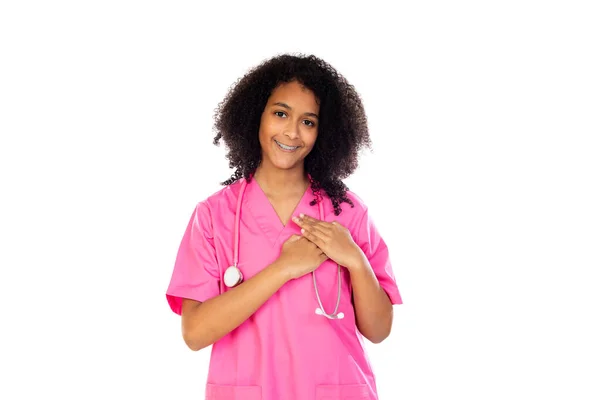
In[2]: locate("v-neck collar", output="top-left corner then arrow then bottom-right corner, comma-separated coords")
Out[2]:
243,176 -> 318,246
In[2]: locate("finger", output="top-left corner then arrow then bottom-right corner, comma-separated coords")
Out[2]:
285,234 -> 302,243
293,215 -> 331,234
329,220 -> 347,231
298,213 -> 331,227
299,221 -> 330,241
330,221 -> 349,232
294,219 -> 330,237
301,228 -> 327,248
328,220 -> 349,234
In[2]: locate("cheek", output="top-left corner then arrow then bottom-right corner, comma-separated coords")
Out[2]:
303,131 -> 318,151
259,116 -> 280,140
258,119 -> 272,146
258,127 -> 268,145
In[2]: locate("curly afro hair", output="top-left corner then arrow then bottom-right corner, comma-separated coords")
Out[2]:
212,53 -> 372,215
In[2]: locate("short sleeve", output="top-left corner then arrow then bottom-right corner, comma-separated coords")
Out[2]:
355,208 -> 403,305
165,201 -> 221,315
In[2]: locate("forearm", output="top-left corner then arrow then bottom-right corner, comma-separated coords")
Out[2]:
347,253 -> 393,343
183,261 -> 290,350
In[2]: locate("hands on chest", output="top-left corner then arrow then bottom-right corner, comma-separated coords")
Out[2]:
276,214 -> 365,280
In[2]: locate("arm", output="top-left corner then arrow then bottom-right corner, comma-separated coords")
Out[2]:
292,213 -> 396,344
180,235 -> 327,351
347,254 -> 394,344
181,261 -> 289,351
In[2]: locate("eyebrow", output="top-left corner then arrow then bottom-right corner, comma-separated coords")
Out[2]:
272,102 -> 319,119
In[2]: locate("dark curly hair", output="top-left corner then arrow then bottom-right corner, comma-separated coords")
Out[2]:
212,53 -> 372,215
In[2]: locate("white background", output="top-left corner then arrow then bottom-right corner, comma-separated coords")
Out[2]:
1,1 -> 599,399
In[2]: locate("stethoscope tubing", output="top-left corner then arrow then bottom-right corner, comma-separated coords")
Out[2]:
229,177 -> 343,319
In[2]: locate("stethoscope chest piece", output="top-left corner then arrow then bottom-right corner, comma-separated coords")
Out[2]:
224,265 -> 243,288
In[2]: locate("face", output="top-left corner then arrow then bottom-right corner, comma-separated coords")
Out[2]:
258,80 -> 320,172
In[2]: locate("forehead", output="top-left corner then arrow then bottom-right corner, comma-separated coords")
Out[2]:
268,81 -> 319,111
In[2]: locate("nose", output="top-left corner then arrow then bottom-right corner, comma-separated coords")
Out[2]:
283,120 -> 300,140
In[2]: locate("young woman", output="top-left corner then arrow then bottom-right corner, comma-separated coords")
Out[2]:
166,53 -> 403,400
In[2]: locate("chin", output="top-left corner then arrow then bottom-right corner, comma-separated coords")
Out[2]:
272,161 -> 301,170
266,155 -> 304,171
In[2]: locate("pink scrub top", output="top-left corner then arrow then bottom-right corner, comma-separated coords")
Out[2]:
166,177 -> 402,400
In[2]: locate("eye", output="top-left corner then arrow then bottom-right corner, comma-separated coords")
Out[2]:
303,120 -> 315,127
274,111 -> 287,118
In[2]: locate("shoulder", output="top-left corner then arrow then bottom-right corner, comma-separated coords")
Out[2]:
197,179 -> 244,209
190,179 -> 244,221
342,189 -> 369,214
337,189 -> 387,248
322,187 -> 369,227
330,187 -> 369,216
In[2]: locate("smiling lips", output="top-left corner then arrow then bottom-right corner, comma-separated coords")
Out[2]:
274,139 -> 300,152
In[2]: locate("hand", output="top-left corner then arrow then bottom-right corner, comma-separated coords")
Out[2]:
292,214 -> 366,270
277,234 -> 329,280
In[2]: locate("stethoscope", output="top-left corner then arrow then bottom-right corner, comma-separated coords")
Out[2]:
223,178 -> 344,320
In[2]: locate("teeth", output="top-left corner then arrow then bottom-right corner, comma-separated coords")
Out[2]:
275,140 -> 299,151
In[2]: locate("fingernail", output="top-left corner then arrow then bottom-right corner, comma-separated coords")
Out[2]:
301,228 -> 305,233
299,213 -> 305,218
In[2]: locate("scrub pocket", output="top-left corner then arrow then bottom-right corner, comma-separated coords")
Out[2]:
316,383 -> 373,400
205,383 -> 262,400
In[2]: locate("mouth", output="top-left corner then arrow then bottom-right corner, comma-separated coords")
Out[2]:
274,139 -> 301,152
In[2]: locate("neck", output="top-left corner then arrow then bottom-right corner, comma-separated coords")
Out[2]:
253,163 -> 309,196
